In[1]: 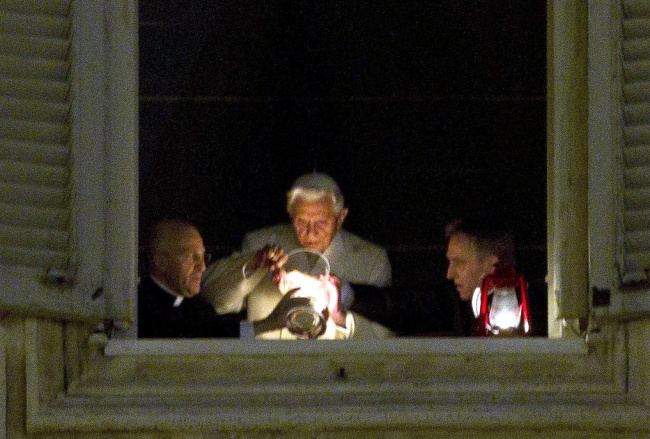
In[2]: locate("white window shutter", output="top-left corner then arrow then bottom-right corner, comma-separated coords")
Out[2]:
0,1 -> 138,324
622,0 -> 650,284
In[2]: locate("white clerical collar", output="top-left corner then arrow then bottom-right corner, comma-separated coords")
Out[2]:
150,276 -> 184,307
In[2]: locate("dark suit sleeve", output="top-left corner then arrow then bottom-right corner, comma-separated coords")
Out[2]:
209,310 -> 246,338
350,282 -> 464,336
138,278 -> 244,338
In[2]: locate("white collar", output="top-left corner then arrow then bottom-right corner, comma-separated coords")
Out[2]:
150,276 -> 184,307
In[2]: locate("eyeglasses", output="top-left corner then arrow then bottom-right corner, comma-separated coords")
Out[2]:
165,250 -> 212,266
292,218 -> 334,235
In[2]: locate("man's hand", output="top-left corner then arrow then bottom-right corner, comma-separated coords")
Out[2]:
244,244 -> 288,278
323,274 -> 347,328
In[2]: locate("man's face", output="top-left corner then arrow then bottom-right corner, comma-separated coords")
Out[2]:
155,228 -> 207,298
446,233 -> 497,301
290,197 -> 347,253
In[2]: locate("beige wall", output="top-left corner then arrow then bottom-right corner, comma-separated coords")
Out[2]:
0,314 -> 645,438
2,2 -> 649,438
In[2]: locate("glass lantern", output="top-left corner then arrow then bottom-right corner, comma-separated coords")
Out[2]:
278,249 -> 331,339
476,264 -> 531,336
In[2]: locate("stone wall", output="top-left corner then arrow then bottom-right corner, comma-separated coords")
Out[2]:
1,316 -> 648,438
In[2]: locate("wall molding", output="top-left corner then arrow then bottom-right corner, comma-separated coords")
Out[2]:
22,320 -> 650,435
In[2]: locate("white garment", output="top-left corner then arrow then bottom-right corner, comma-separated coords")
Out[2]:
200,224 -> 392,339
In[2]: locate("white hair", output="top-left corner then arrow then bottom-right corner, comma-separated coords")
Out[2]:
286,173 -> 345,215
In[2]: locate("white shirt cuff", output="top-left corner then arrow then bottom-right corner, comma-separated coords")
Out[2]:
332,313 -> 354,339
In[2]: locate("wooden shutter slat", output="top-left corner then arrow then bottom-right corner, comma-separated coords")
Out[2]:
624,187 -> 650,209
0,76 -> 68,102
625,165 -> 650,188
0,203 -> 68,229
623,124 -> 650,145
0,160 -> 69,189
0,96 -> 69,123
0,119 -> 68,144
623,59 -> 650,82
0,12 -> 69,38
0,54 -> 69,81
625,103 -> 650,123
0,34 -> 69,60
624,38 -> 650,59
625,209 -> 650,231
623,0 -> 650,17
624,81 -> 650,102
0,182 -> 69,207
0,139 -> 68,166
624,17 -> 650,38
1,0 -> 70,16
0,245 -> 67,269
0,225 -> 67,252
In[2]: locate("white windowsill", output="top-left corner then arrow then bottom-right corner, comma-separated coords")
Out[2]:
105,336 -> 588,356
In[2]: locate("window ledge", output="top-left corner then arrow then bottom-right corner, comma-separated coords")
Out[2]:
90,337 -> 604,397
593,287 -> 650,322
104,336 -> 587,356
28,321 -> 644,434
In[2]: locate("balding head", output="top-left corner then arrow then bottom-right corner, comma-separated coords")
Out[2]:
148,219 -> 207,297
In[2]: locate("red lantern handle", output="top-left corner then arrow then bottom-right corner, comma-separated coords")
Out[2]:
517,274 -> 531,334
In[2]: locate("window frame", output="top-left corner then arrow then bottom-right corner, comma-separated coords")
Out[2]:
21,1 -> 650,434
114,1 -> 601,350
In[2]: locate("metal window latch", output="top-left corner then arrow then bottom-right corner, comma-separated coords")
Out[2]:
591,286 -> 611,307
91,287 -> 104,300
43,268 -> 76,287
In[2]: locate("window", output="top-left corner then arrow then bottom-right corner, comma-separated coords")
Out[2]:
12,2 -> 650,434
139,1 -> 550,336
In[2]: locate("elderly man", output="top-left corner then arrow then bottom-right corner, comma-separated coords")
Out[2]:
201,172 -> 392,339
138,219 -> 242,338
139,219 -> 326,338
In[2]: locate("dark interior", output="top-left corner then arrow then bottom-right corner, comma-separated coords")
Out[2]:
138,0 -> 548,336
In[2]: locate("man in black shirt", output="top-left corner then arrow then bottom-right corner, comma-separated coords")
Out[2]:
138,219 -> 243,338
350,216 -> 519,337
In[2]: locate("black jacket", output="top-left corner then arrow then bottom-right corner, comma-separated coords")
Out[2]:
349,281 -> 475,336
137,277 -> 243,338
